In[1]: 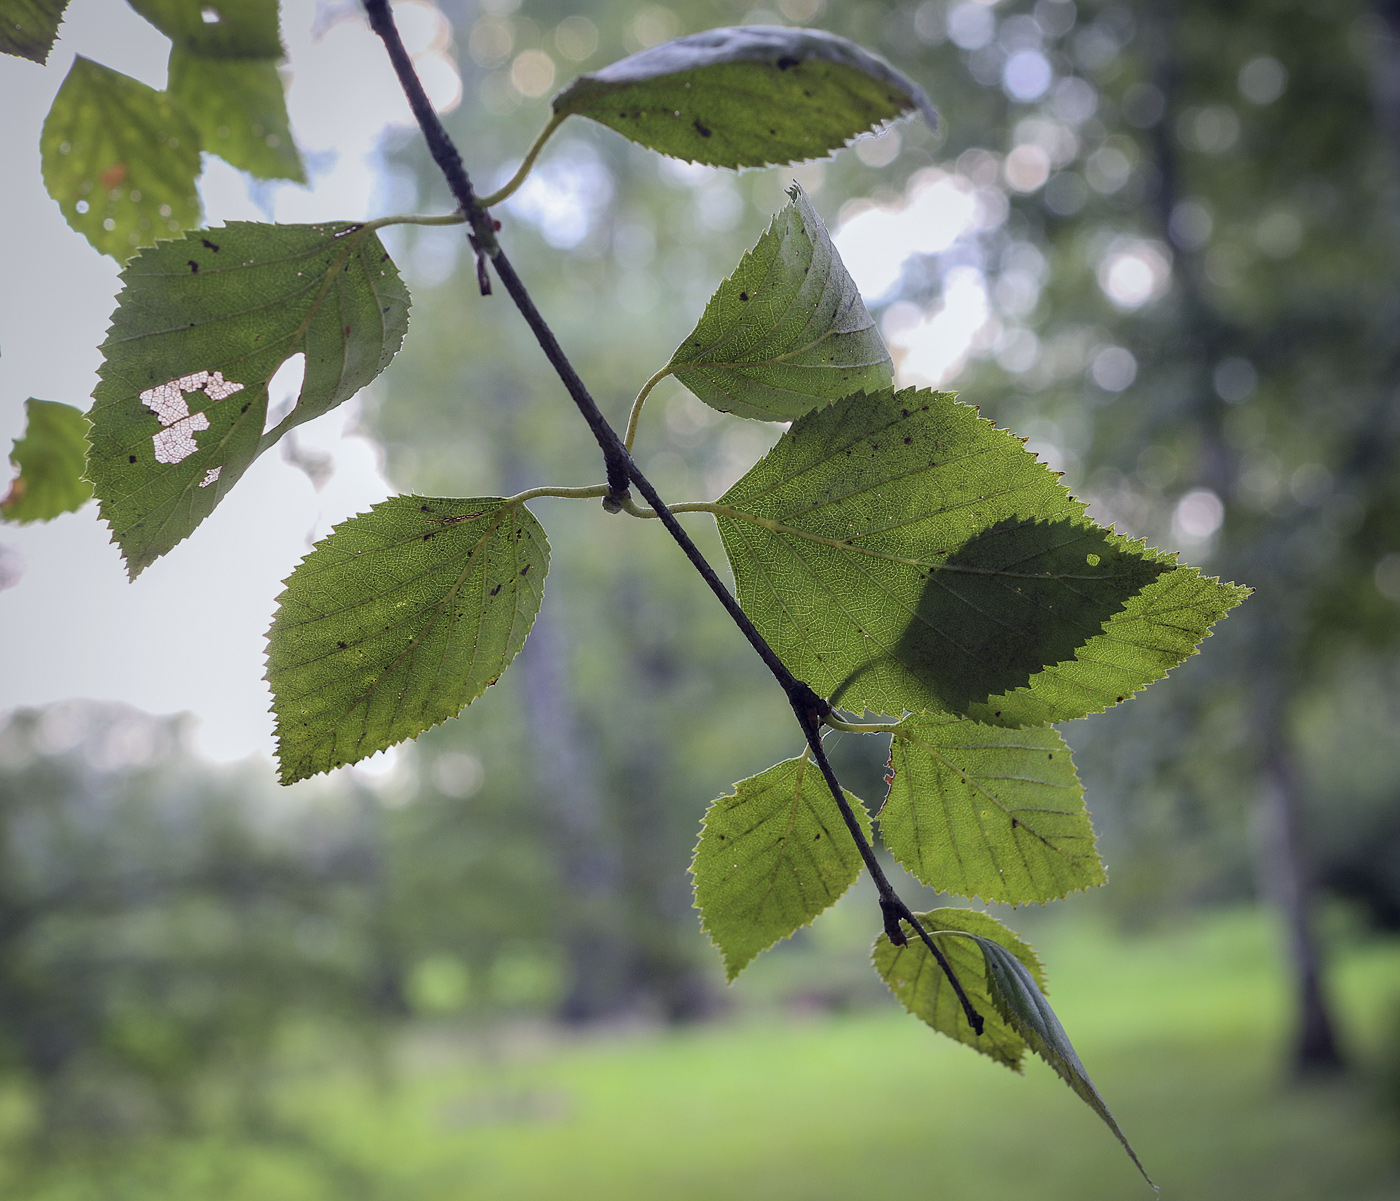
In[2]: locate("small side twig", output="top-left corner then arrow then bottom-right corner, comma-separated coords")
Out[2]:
362,0 -> 981,1037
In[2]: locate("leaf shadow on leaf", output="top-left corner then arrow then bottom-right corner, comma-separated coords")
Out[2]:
832,516 -> 1168,713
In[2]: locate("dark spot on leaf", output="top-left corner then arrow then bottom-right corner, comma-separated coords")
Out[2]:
901,409 -> 910,418
776,56 -> 799,69
1011,817 -> 1020,828
202,238 -> 220,252
187,260 -> 199,273
693,118 -> 712,138
240,403 -> 249,414
814,832 -> 821,840
422,532 -> 434,540
489,583 -> 502,596
740,291 -> 749,301
128,454 -> 137,463
343,325 -> 352,337
520,564 -> 531,575
337,641 -> 347,649
904,436 -> 912,444
420,504 -> 430,512
1117,696 -> 1124,703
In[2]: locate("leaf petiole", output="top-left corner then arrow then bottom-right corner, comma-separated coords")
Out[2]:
366,211 -> 470,231
623,366 -> 673,452
476,110 -> 568,209
502,483 -> 612,506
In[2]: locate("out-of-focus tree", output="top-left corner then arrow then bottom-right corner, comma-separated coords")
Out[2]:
0,703 -> 385,1141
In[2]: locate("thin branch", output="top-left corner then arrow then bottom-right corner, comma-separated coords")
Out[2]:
362,0 -> 981,1037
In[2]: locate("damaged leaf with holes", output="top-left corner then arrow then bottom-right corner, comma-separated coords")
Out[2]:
86,220 -> 410,576
127,0 -> 282,58
267,496 -> 549,785
551,25 -> 938,169
691,755 -> 870,979
715,387 -> 1248,725
2,399 -> 91,524
880,716 -> 1103,905
663,184 -> 891,421
41,56 -> 202,260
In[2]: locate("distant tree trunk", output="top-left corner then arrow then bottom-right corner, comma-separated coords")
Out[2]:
1253,668 -> 1346,1074
1141,4 -> 1347,1075
609,575 -> 717,1024
514,605 -> 631,1022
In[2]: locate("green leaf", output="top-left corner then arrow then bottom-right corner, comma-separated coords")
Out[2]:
168,50 -> 304,182
2,399 -> 92,523
1,0 -> 69,62
714,387 -> 1248,725
552,25 -> 937,169
872,907 -> 1045,1071
977,936 -> 1154,1187
266,495 -> 549,785
87,221 -> 411,577
692,755 -> 870,980
40,56 -> 202,261
881,717 -> 1104,905
127,0 -> 281,57
665,184 -> 892,422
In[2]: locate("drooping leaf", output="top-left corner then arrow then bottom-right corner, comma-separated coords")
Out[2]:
127,0 -> 281,57
266,496 -> 549,785
714,387 -> 1248,725
691,754 -> 870,980
168,50 -> 304,182
87,221 -> 410,577
552,25 -> 938,169
665,184 -> 891,421
872,907 -> 1045,1070
978,936 -> 1154,1187
880,717 -> 1104,905
2,399 -> 92,523
40,57 -> 202,260
1,0 -> 69,62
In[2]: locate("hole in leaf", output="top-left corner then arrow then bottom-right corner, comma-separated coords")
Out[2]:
264,354 -> 307,433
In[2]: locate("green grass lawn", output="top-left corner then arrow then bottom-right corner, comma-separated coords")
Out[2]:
7,907 -> 1400,1200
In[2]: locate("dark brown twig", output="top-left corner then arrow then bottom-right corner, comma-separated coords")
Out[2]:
362,0 -> 982,1037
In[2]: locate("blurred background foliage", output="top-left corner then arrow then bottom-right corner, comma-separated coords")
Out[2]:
5,0 -> 1400,1194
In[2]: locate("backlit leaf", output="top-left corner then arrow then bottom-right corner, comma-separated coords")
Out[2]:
872,907 -> 1045,1070
168,51 -> 304,182
881,716 -> 1104,904
127,0 -> 282,58
552,25 -> 938,169
1,0 -> 69,62
40,56 -> 201,260
266,496 -> 549,785
715,387 -> 1247,725
1,399 -> 92,523
666,184 -> 891,421
87,221 -> 410,576
692,754 -> 870,980
978,936 -> 1153,1186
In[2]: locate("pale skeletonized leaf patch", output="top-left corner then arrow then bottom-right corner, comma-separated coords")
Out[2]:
140,370 -> 244,471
